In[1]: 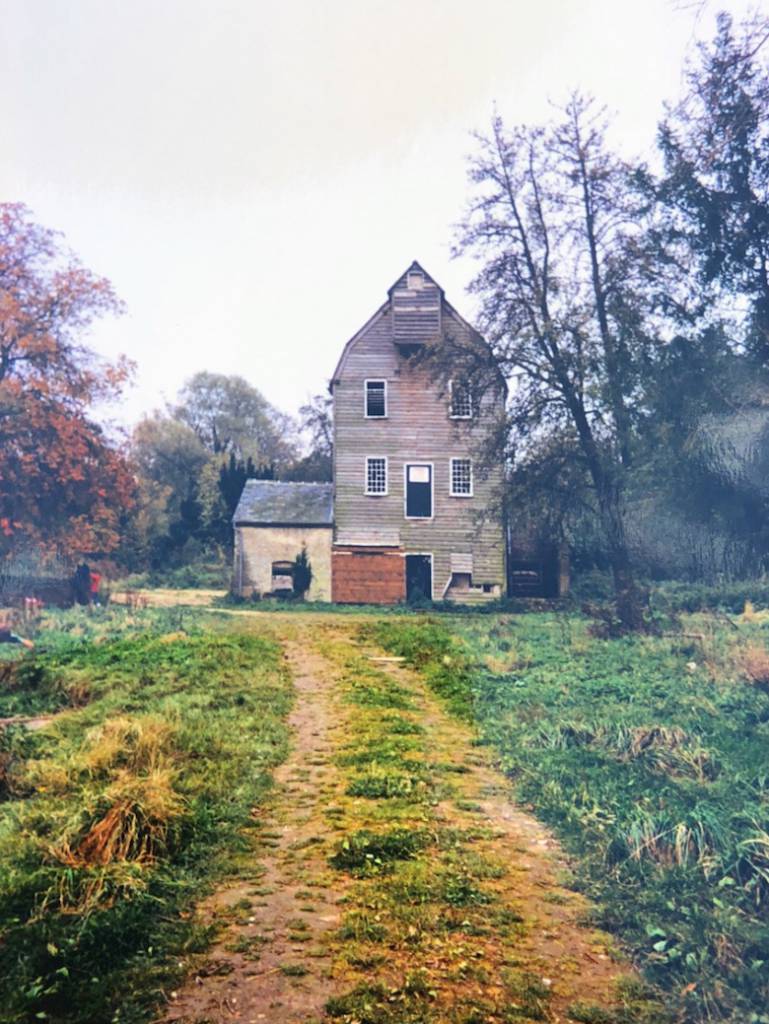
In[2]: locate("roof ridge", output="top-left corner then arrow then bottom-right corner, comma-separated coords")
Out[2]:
243,479 -> 332,486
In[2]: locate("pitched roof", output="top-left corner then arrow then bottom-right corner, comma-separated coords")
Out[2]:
233,480 -> 333,527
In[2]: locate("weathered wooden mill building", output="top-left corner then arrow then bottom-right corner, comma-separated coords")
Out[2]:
233,262 -> 566,603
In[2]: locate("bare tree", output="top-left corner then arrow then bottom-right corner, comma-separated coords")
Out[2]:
455,96 -> 654,628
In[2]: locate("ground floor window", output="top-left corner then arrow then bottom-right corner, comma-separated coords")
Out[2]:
271,560 -> 294,592
366,456 -> 387,494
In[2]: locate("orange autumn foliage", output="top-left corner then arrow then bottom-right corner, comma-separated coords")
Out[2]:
0,204 -> 136,558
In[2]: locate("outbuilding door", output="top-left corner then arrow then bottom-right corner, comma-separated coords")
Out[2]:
405,554 -> 432,602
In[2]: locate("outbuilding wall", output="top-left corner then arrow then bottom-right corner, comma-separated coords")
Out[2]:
233,525 -> 332,601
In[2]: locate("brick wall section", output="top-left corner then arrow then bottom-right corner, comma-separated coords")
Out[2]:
332,547 -> 405,604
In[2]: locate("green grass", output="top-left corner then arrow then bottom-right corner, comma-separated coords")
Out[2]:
0,606 -> 292,1024
368,612 -> 769,1024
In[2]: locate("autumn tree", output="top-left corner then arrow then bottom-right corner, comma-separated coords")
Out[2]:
0,203 -> 134,560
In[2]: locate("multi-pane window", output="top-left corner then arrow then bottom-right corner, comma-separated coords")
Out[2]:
450,458 -> 473,496
449,381 -> 472,419
366,456 -> 387,495
365,379 -> 387,417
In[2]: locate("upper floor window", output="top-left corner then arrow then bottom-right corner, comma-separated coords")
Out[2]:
365,379 -> 387,418
449,380 -> 472,419
366,456 -> 387,495
405,463 -> 433,518
450,458 -> 473,497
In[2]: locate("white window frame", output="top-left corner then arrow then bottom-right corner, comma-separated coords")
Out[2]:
365,455 -> 388,496
449,379 -> 473,419
364,379 -> 388,418
404,462 -> 434,520
450,457 -> 473,497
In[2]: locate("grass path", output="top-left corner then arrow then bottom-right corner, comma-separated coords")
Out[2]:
163,619 -> 650,1024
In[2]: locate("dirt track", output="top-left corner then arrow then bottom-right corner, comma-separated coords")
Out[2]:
161,617 -> 636,1024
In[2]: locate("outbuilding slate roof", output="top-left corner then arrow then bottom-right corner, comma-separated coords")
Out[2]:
233,480 -> 334,527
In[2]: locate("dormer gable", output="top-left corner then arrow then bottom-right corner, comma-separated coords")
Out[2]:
388,260 -> 442,349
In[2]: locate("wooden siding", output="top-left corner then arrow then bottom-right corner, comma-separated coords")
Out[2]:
332,286 -> 506,602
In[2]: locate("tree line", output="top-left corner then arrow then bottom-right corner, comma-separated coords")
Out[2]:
437,10 -> 769,628
0,199 -> 332,577
2,10 -> 768,623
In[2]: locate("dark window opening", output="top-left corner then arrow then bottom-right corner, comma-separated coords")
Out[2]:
450,381 -> 473,418
271,560 -> 294,592
365,380 -> 387,417
406,464 -> 432,518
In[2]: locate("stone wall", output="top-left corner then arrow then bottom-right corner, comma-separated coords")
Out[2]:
233,526 -> 332,601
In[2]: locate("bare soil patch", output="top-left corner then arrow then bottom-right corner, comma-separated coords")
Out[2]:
162,627 -> 350,1024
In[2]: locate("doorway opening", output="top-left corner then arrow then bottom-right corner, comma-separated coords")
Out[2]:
405,554 -> 433,603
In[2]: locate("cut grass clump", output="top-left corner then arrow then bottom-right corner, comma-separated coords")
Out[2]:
500,968 -> 551,1020
279,962 -> 309,976
381,713 -> 424,736
329,828 -> 429,875
0,610 -> 291,1024
387,861 -> 494,908
326,982 -> 431,1024
338,910 -> 388,942
346,767 -> 425,800
346,673 -> 416,711
567,1003 -> 616,1023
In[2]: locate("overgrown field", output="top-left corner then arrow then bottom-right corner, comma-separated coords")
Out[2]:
0,608 -> 292,1024
369,611 -> 769,1024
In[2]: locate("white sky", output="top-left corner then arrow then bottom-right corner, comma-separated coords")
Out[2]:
1,0 -> 759,429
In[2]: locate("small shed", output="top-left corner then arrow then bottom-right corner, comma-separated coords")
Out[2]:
232,481 -> 333,601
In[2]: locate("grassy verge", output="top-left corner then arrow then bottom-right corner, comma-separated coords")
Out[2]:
317,632 -> 656,1024
367,613 -> 769,1024
0,607 -> 291,1024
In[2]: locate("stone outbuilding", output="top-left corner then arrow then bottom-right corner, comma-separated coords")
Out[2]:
232,481 -> 333,601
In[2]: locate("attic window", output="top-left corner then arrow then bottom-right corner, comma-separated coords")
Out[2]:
407,271 -> 424,290
449,381 -> 472,419
365,379 -> 387,417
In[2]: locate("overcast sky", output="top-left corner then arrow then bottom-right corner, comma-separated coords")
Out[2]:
1,0 -> 760,430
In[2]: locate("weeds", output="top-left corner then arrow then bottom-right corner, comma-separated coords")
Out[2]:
370,613 -> 769,1022
329,828 -> 429,874
0,608 -> 291,1024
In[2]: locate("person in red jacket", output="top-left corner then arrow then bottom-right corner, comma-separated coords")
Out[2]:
89,571 -> 102,606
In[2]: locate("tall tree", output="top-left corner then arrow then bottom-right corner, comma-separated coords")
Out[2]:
455,97 -> 655,627
656,11 -> 769,359
283,393 -> 333,482
174,371 -> 298,469
0,203 -> 134,559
